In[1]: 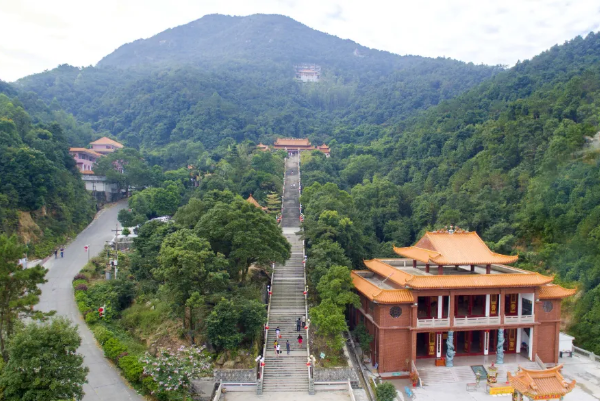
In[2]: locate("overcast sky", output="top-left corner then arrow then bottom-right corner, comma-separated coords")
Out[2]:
1,0 -> 600,82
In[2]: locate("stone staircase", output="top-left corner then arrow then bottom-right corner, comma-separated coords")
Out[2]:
262,154 -> 310,393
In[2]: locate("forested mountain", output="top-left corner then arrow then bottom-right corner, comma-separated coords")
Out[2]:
0,85 -> 95,256
14,14 -> 499,151
298,31 -> 600,352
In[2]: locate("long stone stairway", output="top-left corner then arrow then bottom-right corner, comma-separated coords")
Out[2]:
262,153 -> 310,393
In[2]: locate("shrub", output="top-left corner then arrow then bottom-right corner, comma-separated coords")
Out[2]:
72,279 -> 88,289
85,311 -> 99,324
75,284 -> 88,292
77,301 -> 91,315
376,382 -> 396,401
141,375 -> 158,393
104,338 -> 128,361
73,273 -> 90,282
118,355 -> 144,382
75,292 -> 89,303
93,326 -> 114,345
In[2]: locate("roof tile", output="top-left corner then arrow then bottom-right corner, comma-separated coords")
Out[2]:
351,271 -> 414,304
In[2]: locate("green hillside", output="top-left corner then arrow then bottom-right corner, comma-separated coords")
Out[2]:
14,14 -> 499,151
0,87 -> 95,256
299,31 -> 600,351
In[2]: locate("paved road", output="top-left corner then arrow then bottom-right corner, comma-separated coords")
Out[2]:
37,201 -> 144,401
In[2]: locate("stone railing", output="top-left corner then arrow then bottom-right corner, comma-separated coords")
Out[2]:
314,367 -> 359,384
214,369 -> 256,383
416,317 -> 450,328
504,315 -> 534,324
454,316 -> 501,326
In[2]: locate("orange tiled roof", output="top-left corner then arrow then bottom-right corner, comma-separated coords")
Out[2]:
404,272 -> 553,289
274,138 -> 311,146
508,365 -> 575,399
90,136 -> 124,148
246,195 -> 267,211
364,259 -> 412,287
363,259 -> 553,289
69,148 -> 103,157
81,170 -> 96,175
351,271 -> 414,304
538,284 -> 577,299
394,231 -> 518,265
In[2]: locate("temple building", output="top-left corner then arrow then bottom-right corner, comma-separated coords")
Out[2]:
349,228 -> 576,374
246,194 -> 268,212
89,136 -> 124,155
256,143 -> 270,152
294,64 -> 321,82
273,138 -> 330,157
508,365 -> 575,400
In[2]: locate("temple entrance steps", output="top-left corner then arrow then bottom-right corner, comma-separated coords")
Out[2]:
261,153 -> 309,393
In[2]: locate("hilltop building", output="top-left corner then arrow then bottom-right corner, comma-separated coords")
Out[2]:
69,137 -> 124,202
89,136 -> 124,155
69,148 -> 103,173
273,138 -> 330,157
256,143 -> 270,152
294,64 -> 321,82
349,228 -> 576,374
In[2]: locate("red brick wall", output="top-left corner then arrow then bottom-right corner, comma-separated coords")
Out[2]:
378,328 -> 412,372
378,304 -> 412,328
534,299 -> 561,363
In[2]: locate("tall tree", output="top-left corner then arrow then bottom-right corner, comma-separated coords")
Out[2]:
195,199 -> 291,279
0,235 -> 49,361
0,317 -> 88,401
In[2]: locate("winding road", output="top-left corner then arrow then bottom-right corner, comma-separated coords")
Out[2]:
36,200 -> 144,401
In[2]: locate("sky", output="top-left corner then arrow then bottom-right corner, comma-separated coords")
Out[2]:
1,0 -> 600,82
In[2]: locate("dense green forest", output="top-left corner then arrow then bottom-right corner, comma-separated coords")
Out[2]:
14,15 -> 498,151
297,32 -> 600,352
0,90 -> 95,256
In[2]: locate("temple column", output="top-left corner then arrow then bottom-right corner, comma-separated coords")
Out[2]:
518,293 -> 523,318
486,264 -> 491,274
437,296 -> 443,319
436,332 -> 442,358
485,294 -> 491,318
496,329 -> 505,364
470,265 -> 475,272
483,330 -> 490,356
446,331 -> 455,367
448,292 -> 455,326
454,265 -> 459,270
425,264 -> 430,273
438,265 -> 444,275
413,259 -> 417,269
516,328 -> 522,356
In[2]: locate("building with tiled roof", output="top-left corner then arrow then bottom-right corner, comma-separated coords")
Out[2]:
69,147 -> 103,173
89,136 -> 123,155
256,143 -> 270,151
246,194 -> 268,212
273,138 -> 331,157
349,228 -> 576,375
508,365 -> 575,400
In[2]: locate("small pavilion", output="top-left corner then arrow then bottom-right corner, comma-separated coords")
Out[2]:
246,194 -> 268,212
508,365 -> 576,400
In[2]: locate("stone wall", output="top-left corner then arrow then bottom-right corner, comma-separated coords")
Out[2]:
214,369 -> 256,383
314,367 -> 359,385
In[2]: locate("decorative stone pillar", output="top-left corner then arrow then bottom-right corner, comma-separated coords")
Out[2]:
496,329 -> 505,364
446,331 -> 455,367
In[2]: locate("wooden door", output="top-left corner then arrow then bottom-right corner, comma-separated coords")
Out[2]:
507,329 -> 517,352
428,333 -> 436,356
